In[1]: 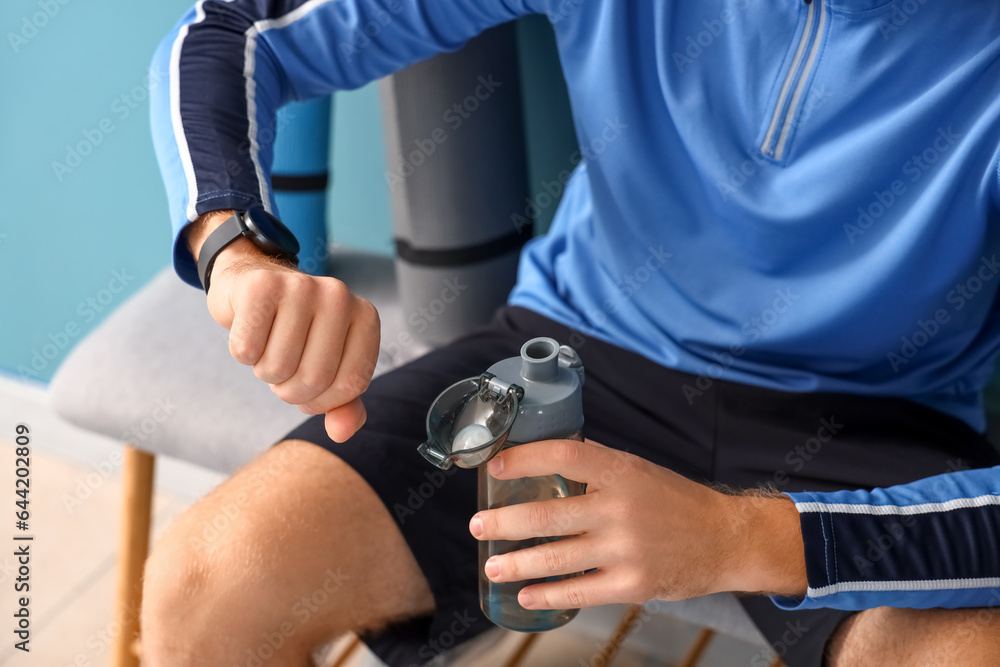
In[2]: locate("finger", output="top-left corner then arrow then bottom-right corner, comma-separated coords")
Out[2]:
227,291 -> 279,366
302,299 -> 380,414
270,303 -> 350,405
471,496 -> 593,542
484,536 -> 600,583
253,302 -> 312,385
488,439 -> 625,488
324,397 -> 367,443
518,570 -> 631,610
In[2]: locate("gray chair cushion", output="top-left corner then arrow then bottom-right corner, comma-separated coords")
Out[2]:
50,249 -> 421,474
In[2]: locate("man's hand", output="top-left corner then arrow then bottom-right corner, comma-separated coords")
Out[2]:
188,211 -> 380,442
468,439 -> 807,610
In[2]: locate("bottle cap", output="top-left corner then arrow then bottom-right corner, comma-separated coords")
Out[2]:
418,337 -> 584,469
418,374 -> 523,470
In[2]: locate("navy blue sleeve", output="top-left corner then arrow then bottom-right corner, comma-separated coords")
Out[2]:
771,466 -> 1000,610
150,0 -> 550,286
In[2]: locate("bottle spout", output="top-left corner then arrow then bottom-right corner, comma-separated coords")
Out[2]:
520,337 -> 560,382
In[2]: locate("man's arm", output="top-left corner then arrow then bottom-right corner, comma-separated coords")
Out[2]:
470,440 -> 1000,611
775,465 -> 1000,611
150,0 -> 549,441
150,0 -> 547,288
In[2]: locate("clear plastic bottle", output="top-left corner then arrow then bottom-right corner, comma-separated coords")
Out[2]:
419,336 -> 586,633
477,431 -> 585,632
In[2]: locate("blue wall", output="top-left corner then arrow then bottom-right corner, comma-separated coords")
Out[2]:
0,0 -> 393,383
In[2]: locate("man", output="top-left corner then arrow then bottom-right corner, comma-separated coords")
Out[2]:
143,0 -> 1000,665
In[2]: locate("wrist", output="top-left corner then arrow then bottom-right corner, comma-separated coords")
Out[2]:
186,210 -> 235,262
717,494 -> 807,597
188,210 -> 294,292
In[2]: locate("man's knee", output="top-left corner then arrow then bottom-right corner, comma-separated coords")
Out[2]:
139,439 -> 432,663
139,449 -> 304,659
141,510 -> 221,651
827,606 -> 1000,666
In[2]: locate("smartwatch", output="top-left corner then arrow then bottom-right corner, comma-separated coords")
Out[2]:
196,207 -> 300,293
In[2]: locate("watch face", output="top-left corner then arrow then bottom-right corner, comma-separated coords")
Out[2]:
243,206 -> 300,257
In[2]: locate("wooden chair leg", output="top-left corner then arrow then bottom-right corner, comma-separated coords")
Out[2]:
677,627 -> 715,667
329,635 -> 361,667
111,446 -> 155,667
504,633 -> 540,667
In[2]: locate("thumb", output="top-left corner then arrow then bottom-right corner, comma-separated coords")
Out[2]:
324,397 -> 367,443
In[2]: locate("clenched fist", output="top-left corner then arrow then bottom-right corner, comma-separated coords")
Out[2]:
190,211 -> 380,442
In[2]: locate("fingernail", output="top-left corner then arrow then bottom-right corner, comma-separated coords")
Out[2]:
469,516 -> 483,538
518,590 -> 533,608
488,456 -> 503,476
300,405 -> 317,415
484,557 -> 500,579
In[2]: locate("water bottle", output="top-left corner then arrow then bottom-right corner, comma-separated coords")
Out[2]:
419,337 -> 586,632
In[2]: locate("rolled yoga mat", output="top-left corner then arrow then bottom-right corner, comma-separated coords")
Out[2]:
380,23 -> 532,346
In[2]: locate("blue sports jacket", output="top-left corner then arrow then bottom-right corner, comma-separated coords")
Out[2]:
150,0 -> 1000,609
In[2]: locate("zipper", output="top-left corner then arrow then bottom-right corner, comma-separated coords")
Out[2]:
760,0 -> 828,161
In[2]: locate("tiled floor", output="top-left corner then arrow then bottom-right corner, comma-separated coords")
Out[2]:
0,378 -> 763,666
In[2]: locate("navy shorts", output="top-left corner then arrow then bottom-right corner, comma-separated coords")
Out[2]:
283,306 -> 1000,667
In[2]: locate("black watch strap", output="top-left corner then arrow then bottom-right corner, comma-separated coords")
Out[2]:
196,213 -> 247,293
